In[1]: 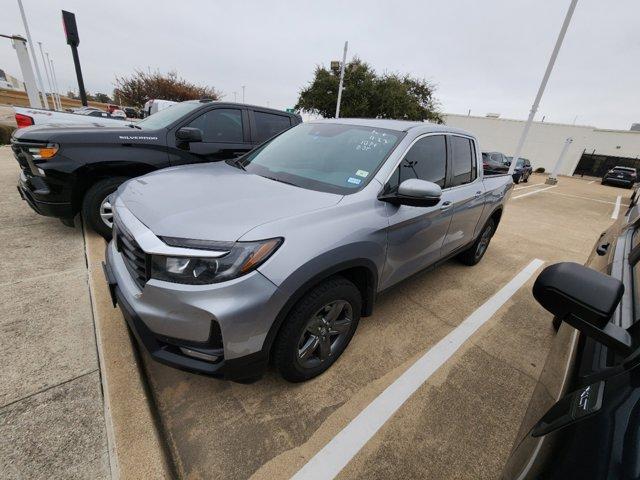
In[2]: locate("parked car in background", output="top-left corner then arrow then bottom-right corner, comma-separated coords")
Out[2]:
506,156 -> 533,183
601,165 -> 637,188
123,106 -> 141,119
12,100 -> 301,237
13,106 -> 128,129
482,151 -> 529,184
104,119 -> 513,383
502,190 -> 640,479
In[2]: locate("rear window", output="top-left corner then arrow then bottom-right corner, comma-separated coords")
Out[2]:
613,167 -> 636,173
254,112 -> 292,143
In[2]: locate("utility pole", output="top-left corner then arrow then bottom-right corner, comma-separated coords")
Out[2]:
241,86 -> 246,103
335,40 -> 348,118
233,91 -> 237,102
509,0 -> 578,175
17,0 -> 48,108
37,42 -> 56,109
546,138 -> 573,185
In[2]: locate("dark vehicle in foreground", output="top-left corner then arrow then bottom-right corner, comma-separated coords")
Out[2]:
503,189 -> 640,479
104,119 -> 513,383
12,101 -> 301,237
601,165 -> 637,188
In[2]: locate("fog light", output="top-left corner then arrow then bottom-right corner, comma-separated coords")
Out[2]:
179,346 -> 219,362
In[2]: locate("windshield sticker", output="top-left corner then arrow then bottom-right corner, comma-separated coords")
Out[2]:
347,177 -> 362,185
355,169 -> 369,178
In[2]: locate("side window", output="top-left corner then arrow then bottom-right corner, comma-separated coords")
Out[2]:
450,136 -> 475,187
387,135 -> 447,191
187,108 -> 243,143
254,112 -> 291,143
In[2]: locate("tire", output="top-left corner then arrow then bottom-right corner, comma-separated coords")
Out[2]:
82,177 -> 128,240
457,217 -> 496,266
513,176 -> 520,185
274,276 -> 362,382
523,174 -> 529,183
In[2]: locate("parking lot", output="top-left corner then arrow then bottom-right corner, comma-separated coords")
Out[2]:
0,142 -> 631,479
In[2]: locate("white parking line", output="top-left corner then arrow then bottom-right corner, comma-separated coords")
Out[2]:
513,185 -> 556,199
514,184 -> 545,191
611,195 -> 622,219
291,258 -> 545,480
588,180 -> 596,184
545,190 -> 626,206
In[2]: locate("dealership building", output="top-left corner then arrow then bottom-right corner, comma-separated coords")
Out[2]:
444,113 -> 640,178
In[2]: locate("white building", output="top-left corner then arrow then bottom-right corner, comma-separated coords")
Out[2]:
444,113 -> 640,177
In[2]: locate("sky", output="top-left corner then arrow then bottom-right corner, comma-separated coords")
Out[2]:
0,0 -> 638,130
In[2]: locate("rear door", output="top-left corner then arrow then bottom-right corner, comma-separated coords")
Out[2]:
249,110 -> 294,144
169,107 -> 252,165
440,135 -> 486,256
381,134 -> 455,289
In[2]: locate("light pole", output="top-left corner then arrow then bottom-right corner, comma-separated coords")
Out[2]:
16,0 -> 48,108
233,91 -> 237,102
241,85 -> 246,103
37,42 -> 56,109
546,138 -> 573,185
47,54 -> 62,110
335,40 -> 348,118
4,34 -> 40,107
509,0 -> 578,175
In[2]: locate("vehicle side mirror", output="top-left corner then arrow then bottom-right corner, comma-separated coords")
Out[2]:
379,179 -> 442,207
176,127 -> 202,143
533,262 -> 633,355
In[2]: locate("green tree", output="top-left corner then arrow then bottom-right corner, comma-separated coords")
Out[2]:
92,92 -> 112,104
113,70 -> 219,108
295,58 -> 442,122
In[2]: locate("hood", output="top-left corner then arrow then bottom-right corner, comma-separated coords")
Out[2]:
118,162 -> 343,242
13,124 -> 160,144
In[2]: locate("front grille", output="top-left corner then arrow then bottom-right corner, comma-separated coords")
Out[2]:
114,216 -> 149,289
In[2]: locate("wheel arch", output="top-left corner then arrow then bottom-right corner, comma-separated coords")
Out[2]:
71,162 -> 158,211
262,259 -> 378,361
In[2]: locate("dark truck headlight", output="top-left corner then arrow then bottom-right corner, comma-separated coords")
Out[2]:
150,237 -> 283,285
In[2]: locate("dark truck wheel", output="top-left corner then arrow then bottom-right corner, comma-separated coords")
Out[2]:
274,277 -> 361,382
458,217 -> 496,266
82,177 -> 128,240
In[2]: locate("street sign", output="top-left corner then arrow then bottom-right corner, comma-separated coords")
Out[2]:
62,10 -> 79,47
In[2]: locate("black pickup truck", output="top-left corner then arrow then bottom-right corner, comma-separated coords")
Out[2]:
12,100 -> 301,237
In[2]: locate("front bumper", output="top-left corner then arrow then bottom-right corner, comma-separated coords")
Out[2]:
104,240 -> 289,381
17,172 -> 74,218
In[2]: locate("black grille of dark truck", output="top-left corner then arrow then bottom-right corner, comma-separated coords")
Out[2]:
114,218 -> 149,289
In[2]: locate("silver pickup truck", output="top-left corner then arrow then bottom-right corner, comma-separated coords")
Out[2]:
103,118 -> 513,383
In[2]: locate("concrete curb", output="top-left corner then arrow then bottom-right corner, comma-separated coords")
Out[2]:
84,228 -> 173,479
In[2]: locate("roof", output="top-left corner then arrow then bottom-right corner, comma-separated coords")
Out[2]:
311,117 -> 473,136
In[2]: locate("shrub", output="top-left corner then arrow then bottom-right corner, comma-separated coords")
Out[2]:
535,167 -> 545,173
0,124 -> 16,145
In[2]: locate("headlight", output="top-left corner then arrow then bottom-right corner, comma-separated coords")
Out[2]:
150,237 -> 283,285
28,143 -> 59,160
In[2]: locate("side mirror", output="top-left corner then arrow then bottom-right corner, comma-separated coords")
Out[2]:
176,127 -> 203,143
533,262 -> 633,355
379,179 -> 442,207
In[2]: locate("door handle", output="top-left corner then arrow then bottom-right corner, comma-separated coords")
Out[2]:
475,191 -> 483,198
440,201 -> 453,210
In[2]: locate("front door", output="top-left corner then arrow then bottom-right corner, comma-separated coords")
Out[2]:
381,134 -> 454,289
169,107 -> 253,165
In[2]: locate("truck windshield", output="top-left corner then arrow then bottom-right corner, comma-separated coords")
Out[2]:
238,123 -> 402,194
135,102 -> 201,130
